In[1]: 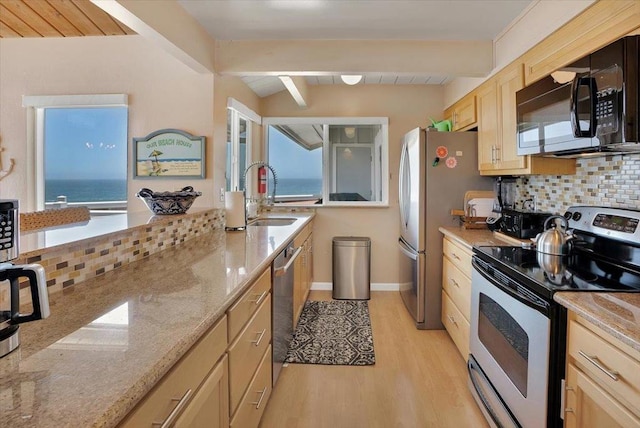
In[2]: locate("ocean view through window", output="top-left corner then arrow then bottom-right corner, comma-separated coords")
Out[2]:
44,107 -> 128,210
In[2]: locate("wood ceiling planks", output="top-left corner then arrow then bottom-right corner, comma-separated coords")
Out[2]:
0,0 -> 135,38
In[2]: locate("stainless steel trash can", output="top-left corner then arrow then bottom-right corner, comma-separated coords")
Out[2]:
332,236 -> 371,300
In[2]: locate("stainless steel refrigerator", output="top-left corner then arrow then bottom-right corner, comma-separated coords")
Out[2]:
398,128 -> 492,329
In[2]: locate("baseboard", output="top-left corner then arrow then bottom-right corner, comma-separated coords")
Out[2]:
311,282 -> 399,291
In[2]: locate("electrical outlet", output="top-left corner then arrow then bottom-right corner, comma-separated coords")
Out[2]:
219,188 -> 225,202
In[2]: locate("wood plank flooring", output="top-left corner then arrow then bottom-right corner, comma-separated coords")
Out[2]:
260,291 -> 488,428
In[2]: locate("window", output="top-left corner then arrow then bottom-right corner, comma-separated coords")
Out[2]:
226,98 -> 261,193
23,94 -> 128,212
264,117 -> 388,206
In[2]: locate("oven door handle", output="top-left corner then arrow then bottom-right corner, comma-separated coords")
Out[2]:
467,357 -> 521,428
472,258 -> 549,315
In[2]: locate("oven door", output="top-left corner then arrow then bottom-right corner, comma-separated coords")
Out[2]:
470,260 -> 551,428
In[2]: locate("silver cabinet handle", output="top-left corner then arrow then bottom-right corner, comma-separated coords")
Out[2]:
449,278 -> 460,288
494,146 -> 500,162
250,291 -> 267,306
252,328 -> 267,347
578,350 -> 620,381
447,315 -> 457,326
152,389 -> 193,428
451,252 -> 460,261
250,387 -> 267,409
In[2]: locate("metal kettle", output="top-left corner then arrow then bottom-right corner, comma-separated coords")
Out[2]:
535,215 -> 574,255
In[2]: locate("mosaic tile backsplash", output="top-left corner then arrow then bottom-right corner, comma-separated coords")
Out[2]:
1,209 -> 225,308
516,154 -> 640,214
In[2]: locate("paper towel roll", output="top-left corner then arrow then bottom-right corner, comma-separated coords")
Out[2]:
225,191 -> 246,230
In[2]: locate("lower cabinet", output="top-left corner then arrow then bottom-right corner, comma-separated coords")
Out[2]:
120,266 -> 274,428
119,316 -> 229,427
564,311 -> 640,427
441,236 -> 473,360
174,356 -> 229,428
230,345 -> 273,428
293,223 -> 313,327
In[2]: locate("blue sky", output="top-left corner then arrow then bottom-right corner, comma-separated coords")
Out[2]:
268,126 -> 322,179
44,107 -> 127,180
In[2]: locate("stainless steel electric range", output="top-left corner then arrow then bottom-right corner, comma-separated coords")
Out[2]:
468,206 -> 640,428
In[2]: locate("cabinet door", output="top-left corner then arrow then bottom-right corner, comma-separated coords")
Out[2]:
452,94 -> 477,131
565,364 -> 640,428
175,356 -> 229,428
497,64 -> 527,170
477,82 -> 499,172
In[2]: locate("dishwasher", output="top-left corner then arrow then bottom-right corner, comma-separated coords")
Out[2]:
271,240 -> 302,386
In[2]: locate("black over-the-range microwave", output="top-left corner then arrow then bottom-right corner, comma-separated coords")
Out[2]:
516,35 -> 639,157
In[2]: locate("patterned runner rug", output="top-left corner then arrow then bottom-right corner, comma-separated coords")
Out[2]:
285,300 -> 375,366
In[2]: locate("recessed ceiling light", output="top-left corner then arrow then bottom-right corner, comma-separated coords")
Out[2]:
268,0 -> 324,10
341,75 -> 363,85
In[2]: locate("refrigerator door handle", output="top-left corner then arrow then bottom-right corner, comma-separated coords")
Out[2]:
398,142 -> 411,229
398,238 -> 418,260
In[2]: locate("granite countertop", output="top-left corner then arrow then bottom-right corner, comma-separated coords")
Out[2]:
554,292 -> 640,353
0,212 -> 314,428
438,226 -> 525,249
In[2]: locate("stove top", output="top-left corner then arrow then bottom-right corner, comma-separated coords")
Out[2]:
473,206 -> 640,300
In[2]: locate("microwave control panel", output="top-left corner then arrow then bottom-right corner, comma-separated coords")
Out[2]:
594,65 -> 621,136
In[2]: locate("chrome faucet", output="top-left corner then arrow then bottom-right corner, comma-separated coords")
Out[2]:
242,162 -> 278,206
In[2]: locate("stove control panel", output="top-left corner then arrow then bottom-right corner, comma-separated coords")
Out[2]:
593,213 -> 639,234
565,206 -> 640,245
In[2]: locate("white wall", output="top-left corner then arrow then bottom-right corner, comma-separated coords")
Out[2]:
0,35 -> 214,212
261,85 -> 447,284
444,0 -> 596,107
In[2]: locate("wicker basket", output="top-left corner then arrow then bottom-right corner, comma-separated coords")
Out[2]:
20,206 -> 91,231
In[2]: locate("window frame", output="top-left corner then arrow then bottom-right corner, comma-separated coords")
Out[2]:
22,94 -> 128,211
226,98 -> 261,194
263,117 -> 389,207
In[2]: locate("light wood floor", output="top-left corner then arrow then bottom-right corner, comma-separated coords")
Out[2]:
260,291 -> 489,428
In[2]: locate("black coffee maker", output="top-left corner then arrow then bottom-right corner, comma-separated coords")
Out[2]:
0,200 -> 50,358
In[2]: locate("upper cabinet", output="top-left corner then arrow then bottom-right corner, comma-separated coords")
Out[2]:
444,92 -> 477,131
477,62 -> 576,176
524,0 -> 640,85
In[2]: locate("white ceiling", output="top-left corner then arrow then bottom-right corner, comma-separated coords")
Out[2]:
178,0 -> 534,97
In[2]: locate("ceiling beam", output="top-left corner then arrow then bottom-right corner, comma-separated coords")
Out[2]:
215,39 -> 493,77
91,0 -> 216,73
278,76 -> 309,108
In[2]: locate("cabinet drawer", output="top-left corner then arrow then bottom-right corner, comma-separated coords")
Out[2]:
230,345 -> 273,428
228,294 -> 272,416
568,319 -> 640,417
227,268 -> 271,342
120,316 -> 228,427
442,258 -> 471,322
442,291 -> 470,361
443,238 -> 472,278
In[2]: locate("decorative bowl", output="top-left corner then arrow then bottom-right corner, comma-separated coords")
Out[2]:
136,186 -> 201,215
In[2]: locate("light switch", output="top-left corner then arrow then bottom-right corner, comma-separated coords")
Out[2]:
456,151 -> 463,156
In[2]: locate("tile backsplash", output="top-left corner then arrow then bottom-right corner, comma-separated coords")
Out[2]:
516,154 -> 640,214
2,209 -> 225,308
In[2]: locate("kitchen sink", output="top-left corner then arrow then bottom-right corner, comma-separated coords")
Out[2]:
247,217 -> 297,227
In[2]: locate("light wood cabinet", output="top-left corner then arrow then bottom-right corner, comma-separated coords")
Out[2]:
174,356 -> 229,428
523,0 -> 640,85
230,344 -> 273,428
444,92 -> 477,131
119,316 -> 229,428
120,265 -> 274,428
228,293 -> 272,416
477,63 -> 576,176
441,236 -> 472,360
564,311 -> 640,426
293,222 -> 313,327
